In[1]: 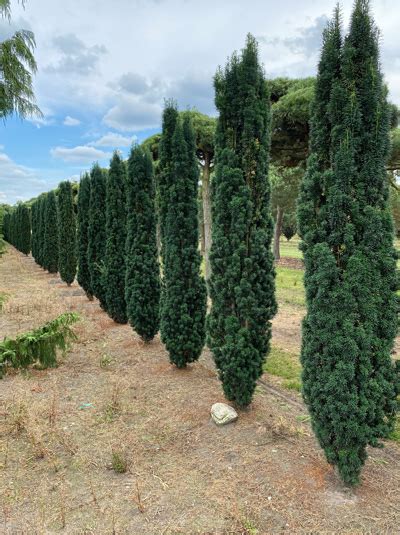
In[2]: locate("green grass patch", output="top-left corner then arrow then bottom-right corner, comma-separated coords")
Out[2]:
279,235 -> 302,259
264,346 -> 302,392
275,266 -> 305,307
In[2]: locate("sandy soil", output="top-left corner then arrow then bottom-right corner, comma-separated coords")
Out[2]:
1,245 -> 400,534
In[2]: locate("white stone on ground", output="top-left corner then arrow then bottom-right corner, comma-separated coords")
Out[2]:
211,402 -> 238,426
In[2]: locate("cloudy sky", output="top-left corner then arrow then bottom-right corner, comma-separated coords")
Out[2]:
1,0 -> 399,204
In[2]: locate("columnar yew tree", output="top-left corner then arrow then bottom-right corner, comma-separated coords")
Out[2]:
37,194 -> 46,268
125,145 -> 160,341
31,201 -> 38,261
159,110 -> 206,367
88,164 -> 107,308
77,172 -> 93,299
104,152 -> 127,323
207,34 -> 276,408
298,2 -> 400,486
43,191 -> 59,273
57,181 -> 77,285
19,204 -> 31,255
158,101 -> 179,253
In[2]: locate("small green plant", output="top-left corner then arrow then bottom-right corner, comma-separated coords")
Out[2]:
111,450 -> 128,473
243,518 -> 258,535
99,353 -> 114,368
0,312 -> 79,377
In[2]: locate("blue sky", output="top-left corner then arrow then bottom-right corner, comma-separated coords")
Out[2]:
1,0 -> 399,204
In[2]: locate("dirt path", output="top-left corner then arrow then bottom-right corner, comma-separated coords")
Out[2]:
1,245 -> 400,534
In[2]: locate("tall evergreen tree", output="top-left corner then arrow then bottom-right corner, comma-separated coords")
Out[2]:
88,164 -> 107,308
31,201 -> 38,261
57,181 -> 77,285
298,2 -> 400,486
125,145 -> 160,341
160,110 -> 206,367
158,101 -> 179,253
77,172 -> 93,300
43,191 -> 59,273
19,203 -> 31,255
104,152 -> 127,323
37,194 -> 46,268
207,35 -> 276,408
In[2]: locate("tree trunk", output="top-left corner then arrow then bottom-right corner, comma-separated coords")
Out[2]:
202,153 -> 212,282
273,205 -> 283,261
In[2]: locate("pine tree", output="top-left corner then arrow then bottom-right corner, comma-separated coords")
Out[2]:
43,191 -> 59,273
160,110 -> 206,367
77,172 -> 93,299
298,2 -> 400,486
207,35 -> 276,408
88,164 -> 107,308
104,152 -> 127,323
57,181 -> 77,285
125,145 -> 160,341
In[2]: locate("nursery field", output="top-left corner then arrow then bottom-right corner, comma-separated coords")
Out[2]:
0,243 -> 399,534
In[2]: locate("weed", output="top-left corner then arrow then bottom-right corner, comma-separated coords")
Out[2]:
100,353 -> 115,368
111,450 -> 128,473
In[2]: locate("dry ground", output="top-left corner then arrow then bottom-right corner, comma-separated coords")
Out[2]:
1,245 -> 400,534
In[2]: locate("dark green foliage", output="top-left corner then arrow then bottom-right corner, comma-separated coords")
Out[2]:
159,108 -> 206,367
158,101 -> 179,251
19,204 -> 31,255
282,212 -> 297,241
298,2 -> 400,486
88,164 -> 107,308
57,181 -> 77,285
37,194 -> 47,268
43,191 -> 59,273
125,145 -> 160,341
104,152 -> 128,323
0,312 -> 79,377
207,34 -> 277,408
3,203 -> 31,254
77,172 -> 93,299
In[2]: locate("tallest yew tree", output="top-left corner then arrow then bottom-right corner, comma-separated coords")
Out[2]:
298,1 -> 400,486
207,35 -> 276,408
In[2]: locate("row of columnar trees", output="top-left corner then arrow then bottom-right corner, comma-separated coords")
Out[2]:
3,1 -> 399,487
30,182 -> 77,284
3,203 -> 31,255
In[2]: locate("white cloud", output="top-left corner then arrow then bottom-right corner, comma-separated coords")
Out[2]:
26,115 -> 55,128
103,96 -> 161,131
88,132 -> 137,147
0,150 -> 46,204
50,145 -> 111,164
45,33 -> 107,76
63,115 -> 81,126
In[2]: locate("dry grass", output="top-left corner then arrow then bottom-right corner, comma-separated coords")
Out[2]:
1,245 -> 400,534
